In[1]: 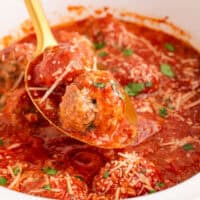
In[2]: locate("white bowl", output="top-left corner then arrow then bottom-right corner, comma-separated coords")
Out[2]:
0,0 -> 199,199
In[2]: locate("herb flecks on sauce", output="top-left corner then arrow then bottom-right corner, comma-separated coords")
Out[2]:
156,182 -> 165,187
182,143 -> 194,151
160,64 -> 175,78
149,189 -> 157,194
0,139 -> 3,146
145,81 -> 153,87
159,107 -> 168,118
43,184 -> 51,191
13,167 -> 20,176
43,167 -> 58,175
122,48 -> 134,56
103,171 -> 110,179
124,83 -> 145,96
98,51 -> 108,57
94,42 -> 106,50
0,177 -> 7,186
93,82 -> 106,89
164,43 -> 175,52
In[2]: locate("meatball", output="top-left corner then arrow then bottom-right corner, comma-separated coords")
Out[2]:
59,84 -> 97,133
59,70 -> 136,148
32,32 -> 95,86
99,52 -> 159,90
2,88 -> 39,125
0,43 -> 34,93
89,15 -> 158,63
93,152 -> 163,198
89,15 -> 159,91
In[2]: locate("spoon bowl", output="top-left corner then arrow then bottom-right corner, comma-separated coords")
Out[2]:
24,0 -> 137,148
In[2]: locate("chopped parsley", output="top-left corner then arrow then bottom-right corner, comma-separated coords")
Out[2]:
0,177 -> 7,186
0,139 -> 3,146
43,184 -> 51,191
74,175 -> 84,181
159,107 -> 168,118
124,83 -> 144,96
160,64 -> 175,78
94,42 -> 106,50
165,43 -> 175,52
156,182 -> 165,187
103,170 -> 110,179
98,51 -> 108,57
122,48 -> 134,56
182,143 -> 194,151
145,81 -> 153,87
149,189 -> 156,194
43,167 -> 57,175
93,82 -> 106,89
13,167 -> 20,176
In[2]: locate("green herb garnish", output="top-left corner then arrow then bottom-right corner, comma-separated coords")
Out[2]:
182,143 -> 194,151
160,64 -> 175,78
94,42 -> 106,50
145,81 -> 153,87
156,182 -> 165,187
149,189 -> 156,194
124,83 -> 144,96
43,167 -> 57,175
122,48 -> 134,56
0,177 -> 7,186
13,167 -> 20,176
0,139 -> 3,146
98,51 -> 108,57
93,82 -> 106,89
43,184 -> 51,191
159,107 -> 168,118
165,43 -> 175,52
103,171 -> 110,179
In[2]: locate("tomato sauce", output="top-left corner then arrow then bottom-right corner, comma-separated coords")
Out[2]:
0,14 -> 199,199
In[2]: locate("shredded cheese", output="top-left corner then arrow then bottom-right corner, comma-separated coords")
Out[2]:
184,98 -> 200,109
40,61 -> 76,103
29,87 -> 48,91
7,143 -> 21,150
114,187 -> 120,200
11,72 -> 24,90
8,165 -> 22,189
66,173 -> 73,195
160,136 -> 200,150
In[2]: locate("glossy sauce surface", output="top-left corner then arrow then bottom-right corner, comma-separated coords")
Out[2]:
0,15 -> 199,199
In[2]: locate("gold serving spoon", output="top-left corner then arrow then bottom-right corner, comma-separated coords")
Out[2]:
24,0 -> 137,148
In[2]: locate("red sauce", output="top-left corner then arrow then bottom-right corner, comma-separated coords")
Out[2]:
0,14 -> 199,199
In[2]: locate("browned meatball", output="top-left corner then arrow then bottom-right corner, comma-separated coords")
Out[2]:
32,32 -> 95,87
93,152 -> 163,198
59,70 -> 136,148
59,83 -> 97,133
0,43 -> 34,92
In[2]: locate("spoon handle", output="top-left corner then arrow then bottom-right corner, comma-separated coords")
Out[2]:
24,0 -> 57,56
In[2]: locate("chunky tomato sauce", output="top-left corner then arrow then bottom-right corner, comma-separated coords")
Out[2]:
0,14 -> 199,199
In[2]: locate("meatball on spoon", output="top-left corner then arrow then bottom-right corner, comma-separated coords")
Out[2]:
24,0 -> 137,148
